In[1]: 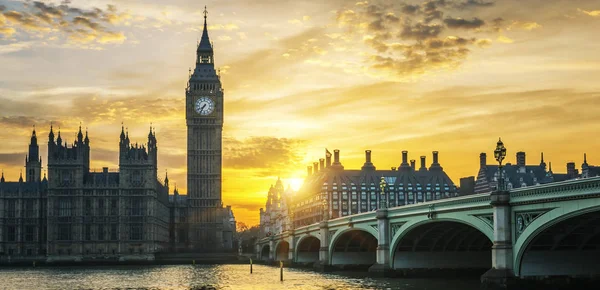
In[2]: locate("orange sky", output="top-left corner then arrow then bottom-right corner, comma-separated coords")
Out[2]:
1,0 -> 600,226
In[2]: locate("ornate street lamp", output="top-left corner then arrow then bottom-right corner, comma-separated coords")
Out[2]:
379,176 -> 387,209
321,190 -> 329,221
494,138 -> 507,191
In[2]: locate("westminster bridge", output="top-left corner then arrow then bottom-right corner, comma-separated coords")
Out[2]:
255,176 -> 600,287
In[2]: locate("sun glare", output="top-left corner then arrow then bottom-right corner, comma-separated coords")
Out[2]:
287,177 -> 305,191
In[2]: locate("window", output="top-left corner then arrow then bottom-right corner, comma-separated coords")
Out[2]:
98,199 -> 105,216
6,226 -> 16,242
58,224 -> 71,240
361,192 -> 367,200
111,224 -> 118,240
98,224 -> 104,240
110,199 -> 118,216
25,226 -> 34,242
131,198 -> 143,216
130,224 -> 143,240
25,200 -> 34,218
85,224 -> 91,241
59,198 -> 71,217
85,199 -> 92,216
6,200 -> 16,218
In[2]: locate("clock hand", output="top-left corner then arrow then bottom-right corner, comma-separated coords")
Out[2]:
200,104 -> 206,111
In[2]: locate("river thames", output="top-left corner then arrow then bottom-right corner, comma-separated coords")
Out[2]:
0,264 -> 481,290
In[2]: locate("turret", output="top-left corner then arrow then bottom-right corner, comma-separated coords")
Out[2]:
196,6 -> 214,65
1,170 -> 4,183
582,153 -> 589,178
540,152 -> 546,171
26,126 -> 42,182
77,124 -> 84,144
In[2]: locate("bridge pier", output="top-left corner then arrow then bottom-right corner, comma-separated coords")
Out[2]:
314,220 -> 332,272
268,238 -> 275,264
481,190 -> 518,290
287,230 -> 295,263
369,208 -> 391,276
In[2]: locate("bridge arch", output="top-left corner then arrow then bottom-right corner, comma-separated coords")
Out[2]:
514,204 -> 600,277
274,240 -> 290,262
391,217 -> 492,271
259,244 -> 270,261
329,226 -> 378,267
295,235 -> 320,263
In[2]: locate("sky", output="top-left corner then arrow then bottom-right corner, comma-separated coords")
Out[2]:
1,0 -> 600,226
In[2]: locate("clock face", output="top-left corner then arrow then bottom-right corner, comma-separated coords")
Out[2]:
195,97 -> 214,115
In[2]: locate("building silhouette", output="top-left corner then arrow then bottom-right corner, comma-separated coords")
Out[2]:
292,149 -> 458,228
474,151 -> 597,193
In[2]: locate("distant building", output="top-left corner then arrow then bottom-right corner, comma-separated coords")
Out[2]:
459,176 -> 475,195
292,149 -> 457,228
259,178 -> 294,237
474,151 -> 597,194
0,128 -> 48,260
1,125 -> 236,264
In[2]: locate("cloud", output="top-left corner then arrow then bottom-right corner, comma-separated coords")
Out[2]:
1,1 -> 132,47
578,8 -> 600,17
444,17 -> 485,29
454,0 -> 495,9
207,23 -> 239,30
223,136 -> 307,176
507,20 -> 542,31
400,22 -> 443,40
0,153 -> 26,168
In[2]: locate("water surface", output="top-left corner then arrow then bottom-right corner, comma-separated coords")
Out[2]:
0,264 -> 480,290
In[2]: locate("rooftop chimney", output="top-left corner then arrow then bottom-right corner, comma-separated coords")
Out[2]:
480,152 -> 487,167
420,156 -> 427,171
319,158 -> 325,171
430,151 -> 442,170
307,166 -> 312,176
326,153 -> 332,167
410,159 -> 416,170
400,150 -> 410,169
517,151 -> 526,167
362,150 -> 375,170
331,149 -> 344,170
313,162 -> 319,173
567,162 -> 576,178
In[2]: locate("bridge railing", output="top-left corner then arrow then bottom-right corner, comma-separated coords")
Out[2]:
510,176 -> 600,203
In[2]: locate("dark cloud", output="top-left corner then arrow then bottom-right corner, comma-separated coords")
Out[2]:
0,116 -> 61,129
223,136 -> 306,172
2,1 -> 127,45
454,0 -> 495,9
422,0 -> 445,22
72,16 -> 103,31
33,1 -> 64,17
444,17 -> 485,29
401,4 -> 419,15
400,22 -> 443,40
0,152 -> 26,167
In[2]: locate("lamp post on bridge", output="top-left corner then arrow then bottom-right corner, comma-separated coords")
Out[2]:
368,176 -> 391,275
379,176 -> 387,209
482,138 -> 517,289
494,138 -> 507,191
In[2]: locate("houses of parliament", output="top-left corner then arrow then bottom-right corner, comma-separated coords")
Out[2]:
0,9 -> 235,263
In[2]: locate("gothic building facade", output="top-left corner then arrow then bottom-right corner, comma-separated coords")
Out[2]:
259,178 -> 294,237
185,8 -> 227,250
46,125 -> 171,262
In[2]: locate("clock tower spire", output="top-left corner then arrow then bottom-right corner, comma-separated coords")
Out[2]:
185,6 -> 225,251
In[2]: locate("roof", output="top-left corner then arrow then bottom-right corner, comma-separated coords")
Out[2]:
296,162 -> 457,200
197,12 -> 212,52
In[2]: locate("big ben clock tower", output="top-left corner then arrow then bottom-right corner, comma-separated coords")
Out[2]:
186,7 -> 224,250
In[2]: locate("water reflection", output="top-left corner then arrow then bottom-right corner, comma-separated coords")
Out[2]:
0,264 -> 480,290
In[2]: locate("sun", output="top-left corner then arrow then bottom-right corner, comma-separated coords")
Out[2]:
287,177 -> 305,191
